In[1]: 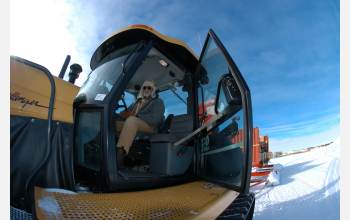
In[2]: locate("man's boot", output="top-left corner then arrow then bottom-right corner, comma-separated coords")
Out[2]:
117,147 -> 126,169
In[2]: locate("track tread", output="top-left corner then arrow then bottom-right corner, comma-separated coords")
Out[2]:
216,193 -> 255,220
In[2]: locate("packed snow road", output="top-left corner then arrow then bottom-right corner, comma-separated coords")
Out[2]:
251,138 -> 340,220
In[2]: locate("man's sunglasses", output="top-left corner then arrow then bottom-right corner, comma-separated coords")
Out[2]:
142,86 -> 153,91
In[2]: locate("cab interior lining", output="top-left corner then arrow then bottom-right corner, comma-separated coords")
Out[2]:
126,47 -> 186,94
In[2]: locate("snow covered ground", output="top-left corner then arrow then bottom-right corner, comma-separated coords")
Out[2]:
251,138 -> 340,220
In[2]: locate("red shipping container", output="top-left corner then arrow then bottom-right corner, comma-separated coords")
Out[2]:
231,127 -> 270,167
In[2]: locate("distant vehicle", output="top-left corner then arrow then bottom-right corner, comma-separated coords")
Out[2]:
10,24 -> 255,219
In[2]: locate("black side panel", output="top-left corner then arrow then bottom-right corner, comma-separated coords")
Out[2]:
10,116 -> 74,207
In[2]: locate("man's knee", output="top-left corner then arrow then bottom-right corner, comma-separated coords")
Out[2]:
125,116 -> 150,130
124,116 -> 143,130
125,116 -> 138,124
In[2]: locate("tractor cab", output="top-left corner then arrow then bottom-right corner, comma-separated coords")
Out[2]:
72,25 -> 252,194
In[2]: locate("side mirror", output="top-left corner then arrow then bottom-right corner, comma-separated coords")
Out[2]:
214,74 -> 241,114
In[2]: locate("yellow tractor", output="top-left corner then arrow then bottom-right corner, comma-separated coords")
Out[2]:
10,24 -> 255,219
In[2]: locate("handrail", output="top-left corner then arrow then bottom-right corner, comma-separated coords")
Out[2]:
12,56 -> 56,218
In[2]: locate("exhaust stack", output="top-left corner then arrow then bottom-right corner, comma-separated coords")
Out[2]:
68,64 -> 82,85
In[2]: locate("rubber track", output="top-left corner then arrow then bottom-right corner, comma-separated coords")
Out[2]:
216,193 -> 255,220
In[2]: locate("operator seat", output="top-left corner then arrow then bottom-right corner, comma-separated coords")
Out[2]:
127,114 -> 173,166
149,114 -> 194,175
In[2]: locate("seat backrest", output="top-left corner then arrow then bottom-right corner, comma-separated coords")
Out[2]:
159,114 -> 174,133
168,114 -> 193,140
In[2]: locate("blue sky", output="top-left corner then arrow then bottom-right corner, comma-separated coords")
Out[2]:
10,0 -> 340,152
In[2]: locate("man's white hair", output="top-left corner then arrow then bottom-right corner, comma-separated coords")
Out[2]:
137,80 -> 157,99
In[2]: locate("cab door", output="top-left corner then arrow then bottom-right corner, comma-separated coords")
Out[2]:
195,30 -> 253,194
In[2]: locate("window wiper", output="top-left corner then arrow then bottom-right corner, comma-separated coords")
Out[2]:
169,86 -> 187,105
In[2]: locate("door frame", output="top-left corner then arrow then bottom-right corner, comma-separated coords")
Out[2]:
193,29 -> 253,194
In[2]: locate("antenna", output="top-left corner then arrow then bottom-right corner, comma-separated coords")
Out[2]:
58,55 -> 71,79
197,32 -> 203,49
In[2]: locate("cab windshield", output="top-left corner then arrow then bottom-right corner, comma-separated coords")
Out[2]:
78,44 -> 137,102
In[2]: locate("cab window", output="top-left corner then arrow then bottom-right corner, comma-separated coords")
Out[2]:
77,44 -> 138,103
159,86 -> 188,117
198,40 -> 230,124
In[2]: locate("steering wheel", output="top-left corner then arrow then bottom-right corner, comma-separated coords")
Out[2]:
116,93 -> 128,112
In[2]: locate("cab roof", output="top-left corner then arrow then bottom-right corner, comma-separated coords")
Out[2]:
90,25 -> 199,73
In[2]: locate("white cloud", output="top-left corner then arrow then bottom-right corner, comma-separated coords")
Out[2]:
261,112 -> 339,152
269,123 -> 339,152
10,0 -> 150,86
10,0 -> 94,85
11,1 -> 73,71
261,113 -> 339,136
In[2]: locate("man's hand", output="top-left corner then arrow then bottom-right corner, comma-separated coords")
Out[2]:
120,110 -> 133,119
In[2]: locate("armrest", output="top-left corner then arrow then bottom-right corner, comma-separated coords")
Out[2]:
150,134 -> 178,143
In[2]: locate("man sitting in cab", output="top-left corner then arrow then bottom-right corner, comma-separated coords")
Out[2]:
116,80 -> 165,168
